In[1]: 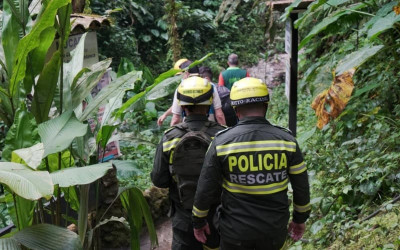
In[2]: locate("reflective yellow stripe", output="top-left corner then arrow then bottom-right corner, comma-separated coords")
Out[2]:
294,203 -> 311,213
216,140 -> 296,156
163,138 -> 181,152
193,206 -> 209,218
222,178 -> 288,195
289,161 -> 306,174
203,245 -> 219,250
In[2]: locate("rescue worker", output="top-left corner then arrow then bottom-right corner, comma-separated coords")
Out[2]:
152,76 -> 225,250
157,59 -> 226,126
192,77 -> 311,250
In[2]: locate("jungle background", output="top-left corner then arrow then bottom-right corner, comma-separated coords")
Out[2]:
0,0 -> 399,249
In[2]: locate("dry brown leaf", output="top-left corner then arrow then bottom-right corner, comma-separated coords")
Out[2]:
394,5 -> 400,15
311,69 -> 355,129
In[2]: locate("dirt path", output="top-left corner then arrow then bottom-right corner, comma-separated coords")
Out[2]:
140,217 -> 172,250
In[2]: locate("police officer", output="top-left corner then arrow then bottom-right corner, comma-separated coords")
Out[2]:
192,77 -> 311,250
152,76 -> 225,250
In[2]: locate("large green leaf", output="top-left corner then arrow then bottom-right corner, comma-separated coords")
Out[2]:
50,162 -> 112,187
0,162 -> 53,200
0,238 -> 21,250
13,224 -> 82,250
120,187 -> 158,249
79,71 -> 142,121
31,51 -> 61,123
368,12 -> 400,40
1,0 -> 23,75
0,86 -> 13,126
4,191 -> 35,230
2,108 -> 40,161
335,45 -> 384,75
61,32 -> 87,113
71,59 -> 112,110
96,125 -> 117,150
112,160 -> 142,180
38,110 -> 88,157
145,75 -> 181,101
9,0 -> 69,96
299,2 -> 367,49
11,143 -> 44,170
29,27 -> 56,77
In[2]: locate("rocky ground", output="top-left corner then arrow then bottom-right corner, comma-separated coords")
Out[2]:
139,54 -> 288,249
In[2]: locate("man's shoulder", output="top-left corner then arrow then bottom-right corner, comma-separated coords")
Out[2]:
163,125 -> 187,140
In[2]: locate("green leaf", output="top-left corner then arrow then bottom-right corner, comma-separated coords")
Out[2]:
299,3 -> 367,49
46,150 -> 75,172
351,82 -> 380,99
0,238 -> 21,250
117,57 -> 135,77
368,12 -> 400,40
327,0 -> 351,7
335,45 -> 384,75
96,125 -> 117,150
120,187 -> 158,249
359,180 -> 381,196
50,163 -> 112,187
279,0 -> 302,22
146,75 -> 181,101
79,71 -> 142,121
13,224 -> 82,250
31,51 -> 61,123
2,108 -> 40,161
71,59 -> 112,110
29,27 -> 57,77
0,162 -> 53,200
310,220 -> 325,235
5,191 -> 35,230
294,0 -> 327,29
112,160 -> 142,180
60,32 -> 87,112
298,127 -> 316,147
38,110 -> 88,157
2,0 -> 21,77
11,143 -> 44,170
9,0 -> 70,96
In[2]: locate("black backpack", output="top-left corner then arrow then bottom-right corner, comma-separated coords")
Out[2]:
171,122 -> 212,209
216,86 -> 237,127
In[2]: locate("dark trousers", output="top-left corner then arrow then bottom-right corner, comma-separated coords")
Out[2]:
220,234 -> 286,250
171,206 -> 219,250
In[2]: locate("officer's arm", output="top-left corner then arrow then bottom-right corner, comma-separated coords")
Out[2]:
192,141 -> 222,228
288,142 -> 311,223
151,138 -> 171,188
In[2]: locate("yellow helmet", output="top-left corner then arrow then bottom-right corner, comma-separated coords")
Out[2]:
230,77 -> 269,107
177,76 -> 213,106
174,58 -> 189,70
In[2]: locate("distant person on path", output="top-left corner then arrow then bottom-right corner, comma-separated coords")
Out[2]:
157,60 -> 226,126
152,76 -> 225,250
218,53 -> 249,90
192,77 -> 311,250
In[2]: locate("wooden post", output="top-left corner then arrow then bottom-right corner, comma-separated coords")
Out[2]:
288,12 -> 298,136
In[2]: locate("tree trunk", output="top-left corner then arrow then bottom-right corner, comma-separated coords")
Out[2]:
71,0 -> 85,13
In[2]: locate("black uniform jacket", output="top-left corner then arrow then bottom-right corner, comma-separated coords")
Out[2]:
151,115 -> 226,228
192,116 -> 311,240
